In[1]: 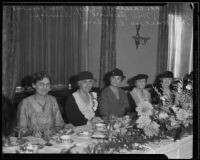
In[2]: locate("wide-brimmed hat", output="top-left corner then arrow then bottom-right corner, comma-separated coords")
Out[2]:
159,71 -> 174,79
77,71 -> 96,81
128,74 -> 148,86
109,68 -> 126,79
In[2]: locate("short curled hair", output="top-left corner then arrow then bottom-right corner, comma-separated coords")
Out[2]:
32,71 -> 52,84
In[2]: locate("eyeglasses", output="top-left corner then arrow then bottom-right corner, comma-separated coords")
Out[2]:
37,82 -> 51,88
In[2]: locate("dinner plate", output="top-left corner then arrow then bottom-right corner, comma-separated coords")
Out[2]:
91,132 -> 108,139
76,131 -> 92,138
3,138 -> 28,147
16,143 -> 44,153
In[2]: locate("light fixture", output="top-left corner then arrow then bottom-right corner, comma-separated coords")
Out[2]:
132,24 -> 150,49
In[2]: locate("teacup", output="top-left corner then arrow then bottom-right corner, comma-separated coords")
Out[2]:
95,123 -> 106,131
60,135 -> 72,143
18,143 -> 39,153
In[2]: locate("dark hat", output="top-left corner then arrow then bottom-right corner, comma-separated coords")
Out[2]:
183,71 -> 193,82
159,71 -> 174,79
77,71 -> 96,81
128,74 -> 148,86
188,71 -> 193,81
110,68 -> 126,79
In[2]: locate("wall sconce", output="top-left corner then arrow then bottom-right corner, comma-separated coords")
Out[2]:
132,24 -> 150,49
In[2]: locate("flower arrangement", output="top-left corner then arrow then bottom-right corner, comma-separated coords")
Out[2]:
135,101 -> 160,137
151,77 -> 193,139
104,115 -> 129,137
170,79 -> 193,128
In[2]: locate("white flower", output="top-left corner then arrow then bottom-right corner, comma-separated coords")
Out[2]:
171,105 -> 178,112
176,109 -> 190,121
91,92 -> 98,99
186,84 -> 192,90
90,92 -> 98,111
136,102 -> 153,116
169,116 -> 180,128
143,121 -> 160,137
136,116 -> 151,128
92,99 -> 98,111
159,112 -> 168,119
113,123 -> 121,130
160,96 -> 165,101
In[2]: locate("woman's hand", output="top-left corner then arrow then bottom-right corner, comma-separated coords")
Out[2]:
64,123 -> 75,130
87,120 -> 92,126
43,129 -> 54,141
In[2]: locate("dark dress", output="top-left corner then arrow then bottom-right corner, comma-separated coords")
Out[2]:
99,86 -> 130,117
149,87 -> 161,105
127,92 -> 137,114
64,95 -> 87,126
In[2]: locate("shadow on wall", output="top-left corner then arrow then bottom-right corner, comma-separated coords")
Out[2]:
68,75 -> 79,92
2,94 -> 17,136
20,75 -> 33,89
102,71 -> 112,89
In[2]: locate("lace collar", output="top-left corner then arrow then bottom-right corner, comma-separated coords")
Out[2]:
73,91 -> 95,120
130,88 -> 150,105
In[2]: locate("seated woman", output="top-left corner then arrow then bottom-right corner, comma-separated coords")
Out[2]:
17,71 -> 65,138
64,71 -> 98,126
99,68 -> 130,118
127,74 -> 151,117
150,71 -> 174,106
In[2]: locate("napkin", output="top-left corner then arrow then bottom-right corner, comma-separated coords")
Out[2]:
22,136 -> 46,145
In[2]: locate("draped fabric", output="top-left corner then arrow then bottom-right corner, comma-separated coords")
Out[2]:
99,6 -> 117,89
2,6 -> 20,135
2,6 -> 83,135
167,3 -> 193,77
167,3 -> 184,77
2,6 -> 20,101
156,3 -> 193,77
156,5 -> 169,75
16,6 -> 83,85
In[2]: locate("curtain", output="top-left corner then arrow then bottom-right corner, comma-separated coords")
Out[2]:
16,6 -> 83,85
156,5 -> 169,75
2,6 -> 20,100
167,3 -> 193,78
99,6 -> 117,89
156,3 -> 193,78
167,3 -> 184,78
2,6 -> 20,135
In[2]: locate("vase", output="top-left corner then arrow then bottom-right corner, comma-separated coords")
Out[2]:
173,127 -> 182,141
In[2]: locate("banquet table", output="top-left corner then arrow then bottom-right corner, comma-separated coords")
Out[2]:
2,124 -> 193,159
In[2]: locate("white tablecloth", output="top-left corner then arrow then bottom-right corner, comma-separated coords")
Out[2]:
153,135 -> 193,159
2,125 -> 193,158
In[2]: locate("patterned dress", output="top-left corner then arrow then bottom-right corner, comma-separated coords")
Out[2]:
17,95 -> 65,135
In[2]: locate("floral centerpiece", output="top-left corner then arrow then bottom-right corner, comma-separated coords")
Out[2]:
83,132 -> 148,154
135,101 -> 160,138
103,115 -> 129,138
151,77 -> 193,140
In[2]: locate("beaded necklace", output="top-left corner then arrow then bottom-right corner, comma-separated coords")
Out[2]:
34,95 -> 47,111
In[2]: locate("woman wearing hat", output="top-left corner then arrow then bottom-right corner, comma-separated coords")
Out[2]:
64,71 -> 98,126
99,68 -> 130,118
127,74 -> 151,117
151,71 -> 174,105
